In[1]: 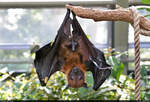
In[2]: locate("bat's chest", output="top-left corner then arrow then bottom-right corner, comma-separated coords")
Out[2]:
60,50 -> 86,73
59,43 -> 82,64
59,41 -> 86,74
64,52 -> 82,65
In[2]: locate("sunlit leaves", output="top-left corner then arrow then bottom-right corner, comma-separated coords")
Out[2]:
142,0 -> 150,4
138,7 -> 150,17
0,49 -> 149,100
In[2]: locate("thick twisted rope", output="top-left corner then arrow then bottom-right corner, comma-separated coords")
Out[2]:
141,29 -> 150,36
130,7 -> 141,100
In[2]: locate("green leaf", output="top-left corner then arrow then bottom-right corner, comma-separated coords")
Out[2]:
145,93 -> 150,100
86,72 -> 93,87
112,56 -> 119,65
116,63 -> 124,82
141,66 -> 147,77
0,74 -> 9,82
144,14 -> 150,17
142,0 -> 150,4
138,7 -> 150,13
111,56 -> 124,81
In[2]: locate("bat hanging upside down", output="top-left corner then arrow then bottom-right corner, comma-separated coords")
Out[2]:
34,9 -> 111,91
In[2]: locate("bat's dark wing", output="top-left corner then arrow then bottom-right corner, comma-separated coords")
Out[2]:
34,9 -> 71,86
71,12 -> 111,91
85,49 -> 111,91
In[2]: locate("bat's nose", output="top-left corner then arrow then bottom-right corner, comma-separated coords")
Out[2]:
72,67 -> 79,73
72,67 -> 81,74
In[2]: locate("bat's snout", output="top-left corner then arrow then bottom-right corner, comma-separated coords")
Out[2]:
68,66 -> 85,88
70,67 -> 83,80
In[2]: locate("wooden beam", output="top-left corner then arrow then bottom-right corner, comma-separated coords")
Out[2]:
66,4 -> 150,36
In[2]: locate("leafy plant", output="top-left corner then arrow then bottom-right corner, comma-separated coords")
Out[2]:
142,0 -> 150,4
0,49 -> 149,100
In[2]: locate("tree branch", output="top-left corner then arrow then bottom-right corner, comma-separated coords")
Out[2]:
66,4 -> 150,36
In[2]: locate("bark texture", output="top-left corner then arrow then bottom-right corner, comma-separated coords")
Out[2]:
66,4 -> 150,36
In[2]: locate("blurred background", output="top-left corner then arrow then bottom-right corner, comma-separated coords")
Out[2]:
0,0 -> 150,100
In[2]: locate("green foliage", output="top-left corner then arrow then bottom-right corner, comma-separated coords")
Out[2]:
140,65 -> 150,100
0,67 -> 117,100
138,7 -> 150,17
142,0 -> 150,4
0,50 -> 149,100
110,56 -> 124,82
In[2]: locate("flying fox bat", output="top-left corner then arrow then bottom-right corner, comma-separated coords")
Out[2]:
34,9 -> 111,91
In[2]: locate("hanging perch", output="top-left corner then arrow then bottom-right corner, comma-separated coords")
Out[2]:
66,4 -> 150,100
66,4 -> 150,36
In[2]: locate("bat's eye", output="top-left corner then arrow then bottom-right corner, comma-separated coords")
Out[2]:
78,75 -> 83,80
70,76 -> 74,80
70,74 -> 83,80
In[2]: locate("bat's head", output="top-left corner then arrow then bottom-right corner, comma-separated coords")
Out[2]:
67,66 -> 85,88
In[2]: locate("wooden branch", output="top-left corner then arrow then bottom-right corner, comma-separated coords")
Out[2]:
66,4 -> 150,36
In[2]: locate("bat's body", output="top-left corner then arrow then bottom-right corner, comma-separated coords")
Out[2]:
34,9 -> 111,90
59,39 -> 87,88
